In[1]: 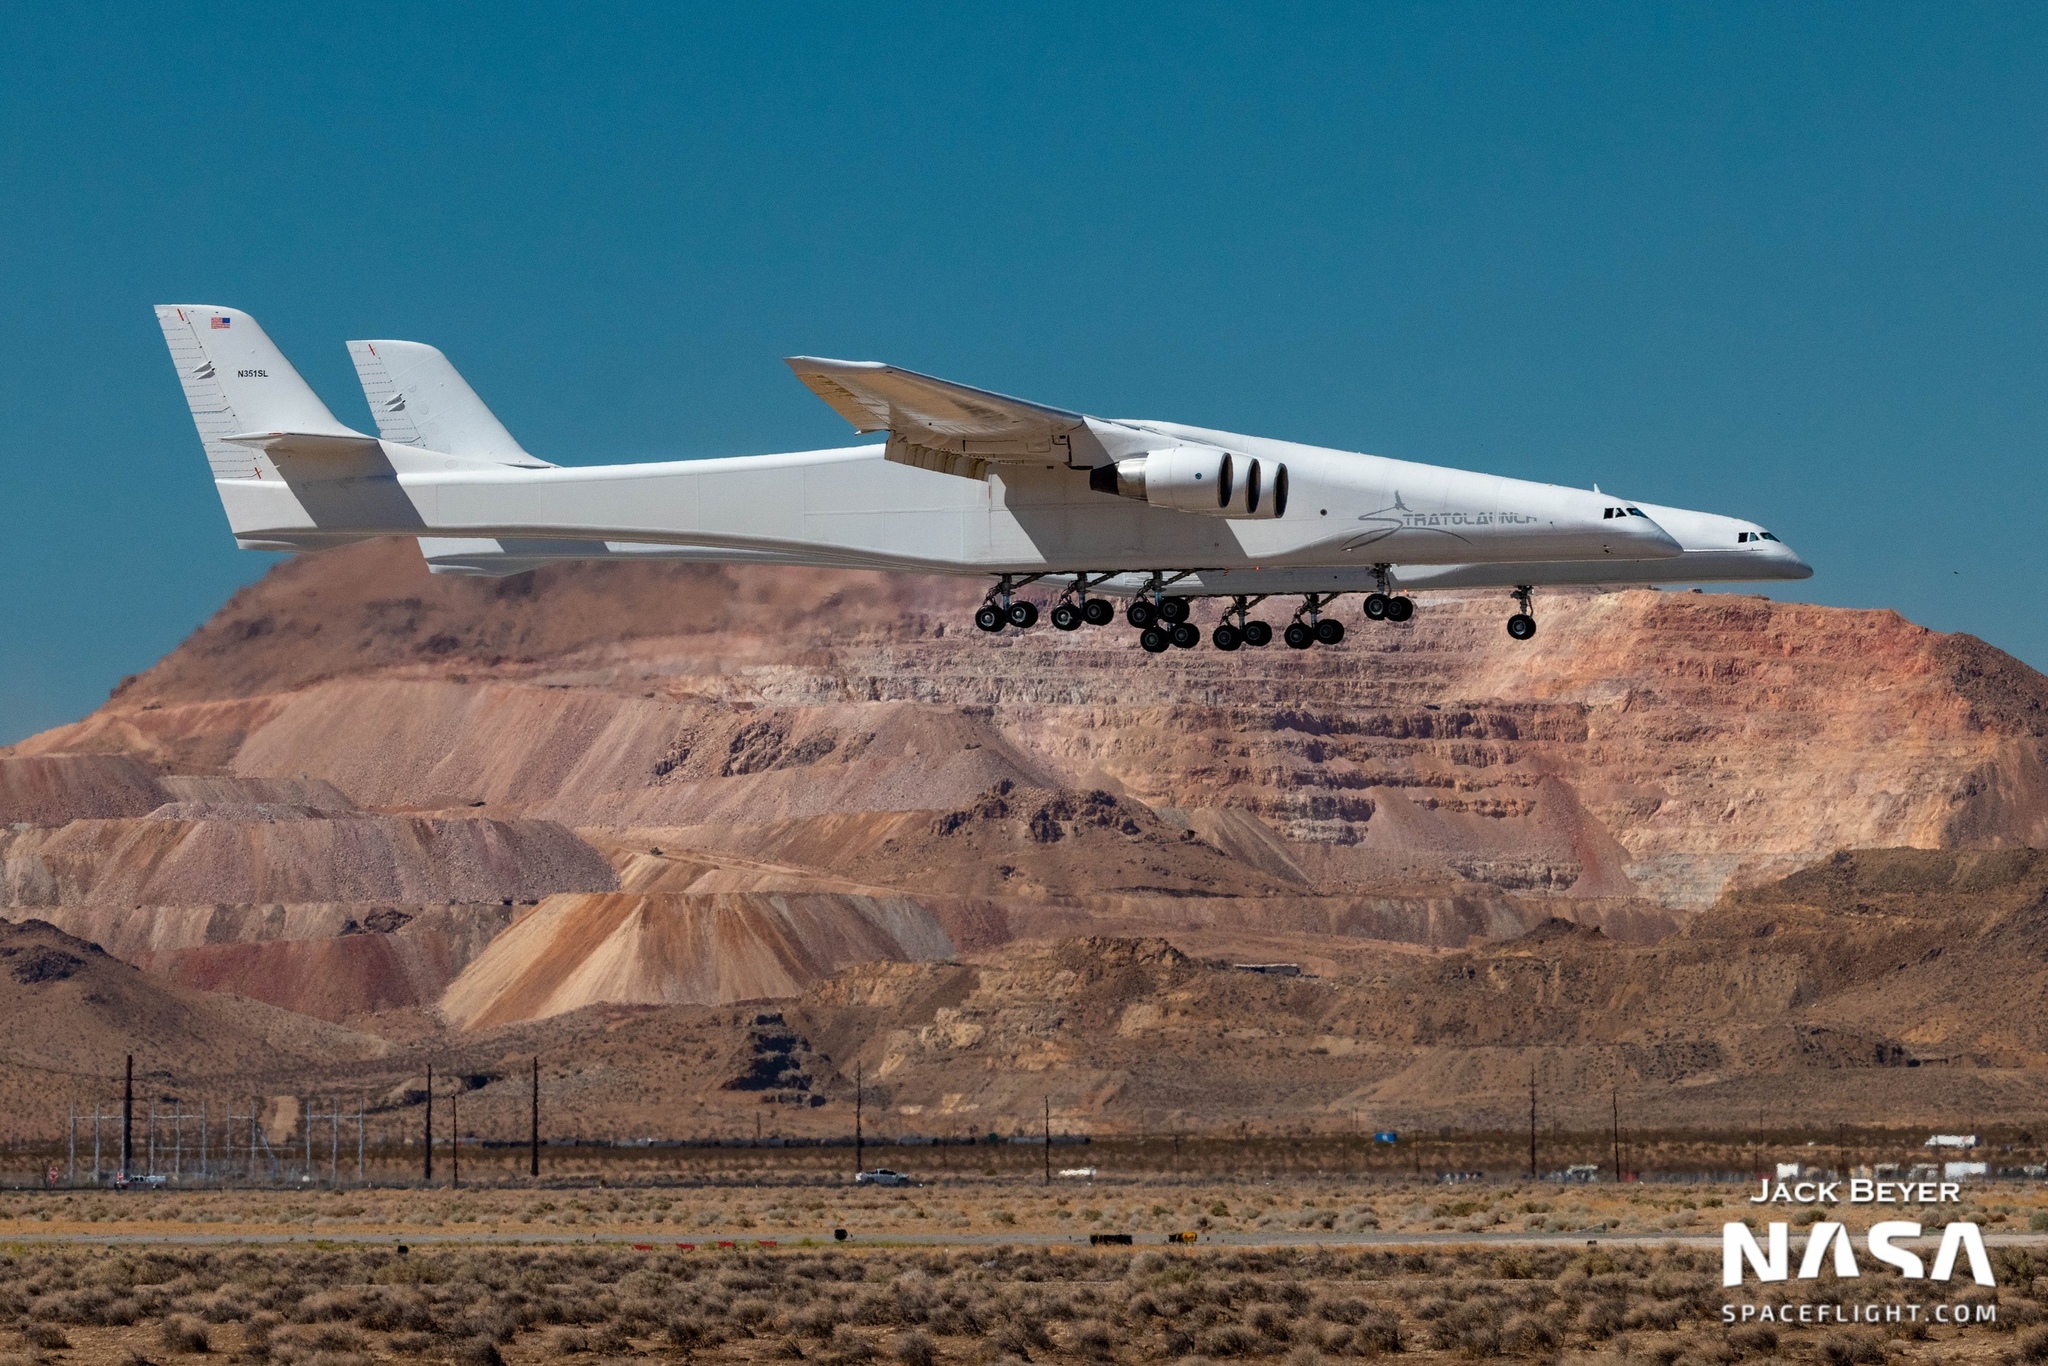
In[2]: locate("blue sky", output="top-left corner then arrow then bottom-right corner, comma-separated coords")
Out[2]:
3,4 -> 2045,743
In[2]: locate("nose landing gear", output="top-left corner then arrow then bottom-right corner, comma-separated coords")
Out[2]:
1506,585 -> 1537,640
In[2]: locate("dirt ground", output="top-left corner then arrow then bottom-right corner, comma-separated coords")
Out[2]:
4,1177 -> 2048,1243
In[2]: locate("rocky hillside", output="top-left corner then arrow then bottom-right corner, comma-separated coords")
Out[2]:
3,538 -> 2047,1133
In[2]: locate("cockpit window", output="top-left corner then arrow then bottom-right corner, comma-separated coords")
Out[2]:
1760,531 -> 1779,541
1738,531 -> 1780,544
1626,507 -> 1645,516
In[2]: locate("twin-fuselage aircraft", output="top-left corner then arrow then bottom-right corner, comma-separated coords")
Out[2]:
156,307 -> 1810,652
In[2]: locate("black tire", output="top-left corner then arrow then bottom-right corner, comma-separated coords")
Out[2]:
1169,621 -> 1200,648
1212,624 -> 1242,651
1051,603 -> 1082,631
974,606 -> 1006,633
1140,627 -> 1170,653
1363,593 -> 1389,621
1387,595 -> 1414,622
1081,598 -> 1114,626
1159,596 -> 1191,624
1315,618 -> 1345,645
1243,620 -> 1273,647
1007,600 -> 1038,629
1507,613 -> 1537,640
1126,600 -> 1157,629
1284,623 -> 1314,650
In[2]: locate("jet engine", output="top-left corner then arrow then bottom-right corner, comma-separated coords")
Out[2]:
1088,445 -> 1288,519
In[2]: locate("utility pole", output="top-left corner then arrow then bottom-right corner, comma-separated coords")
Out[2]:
424,1064 -> 433,1184
121,1055 -> 133,1180
451,1082 -> 460,1189
529,1058 -> 539,1179
1527,1063 -> 1538,1179
1611,1086 -> 1622,1182
358,1096 -> 365,1184
1043,1097 -> 1051,1186
853,1062 -> 864,1176
68,1103 -> 75,1186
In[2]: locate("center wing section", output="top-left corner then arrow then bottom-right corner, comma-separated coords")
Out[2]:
785,356 -> 1152,478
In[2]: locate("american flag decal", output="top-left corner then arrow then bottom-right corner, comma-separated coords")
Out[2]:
211,316 -> 231,329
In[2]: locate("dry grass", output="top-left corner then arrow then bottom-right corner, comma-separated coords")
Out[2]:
0,1242 -> 2042,1366
5,1179 -> 2045,1242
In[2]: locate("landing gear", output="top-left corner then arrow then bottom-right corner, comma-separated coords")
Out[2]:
1363,565 -> 1415,624
1506,585 -> 1537,641
976,575 -> 1046,633
1140,627 -> 1170,653
1126,600 -> 1157,629
1216,595 -> 1271,652
1169,621 -> 1200,649
1049,574 -> 1113,633
1287,593 -> 1344,649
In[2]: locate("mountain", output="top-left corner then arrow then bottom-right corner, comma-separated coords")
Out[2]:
4,537 -> 2048,1132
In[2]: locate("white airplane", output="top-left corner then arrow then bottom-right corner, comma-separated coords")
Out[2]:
155,306 -> 1805,653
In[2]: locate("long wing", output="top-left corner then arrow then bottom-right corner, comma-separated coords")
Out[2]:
785,356 -> 1094,478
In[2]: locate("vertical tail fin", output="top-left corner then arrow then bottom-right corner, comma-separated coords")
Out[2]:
346,340 -> 551,467
153,306 -> 367,481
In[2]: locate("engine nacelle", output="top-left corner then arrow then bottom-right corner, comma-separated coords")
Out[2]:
1087,445 -> 1288,519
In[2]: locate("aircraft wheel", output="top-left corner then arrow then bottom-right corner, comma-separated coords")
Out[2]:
1051,603 -> 1082,631
1169,622 -> 1200,649
1243,620 -> 1273,648
1159,596 -> 1191,624
1006,600 -> 1038,629
1140,627 -> 1170,654
1507,613 -> 1537,641
1081,598 -> 1114,627
1212,624 -> 1242,651
1386,595 -> 1414,622
1127,600 -> 1157,629
1315,618 -> 1345,645
974,606 -> 1006,633
1363,593 -> 1389,621
1284,622 -> 1315,650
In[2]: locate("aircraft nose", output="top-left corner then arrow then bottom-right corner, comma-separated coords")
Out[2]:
1619,513 -> 1685,558
1775,543 -> 1814,579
